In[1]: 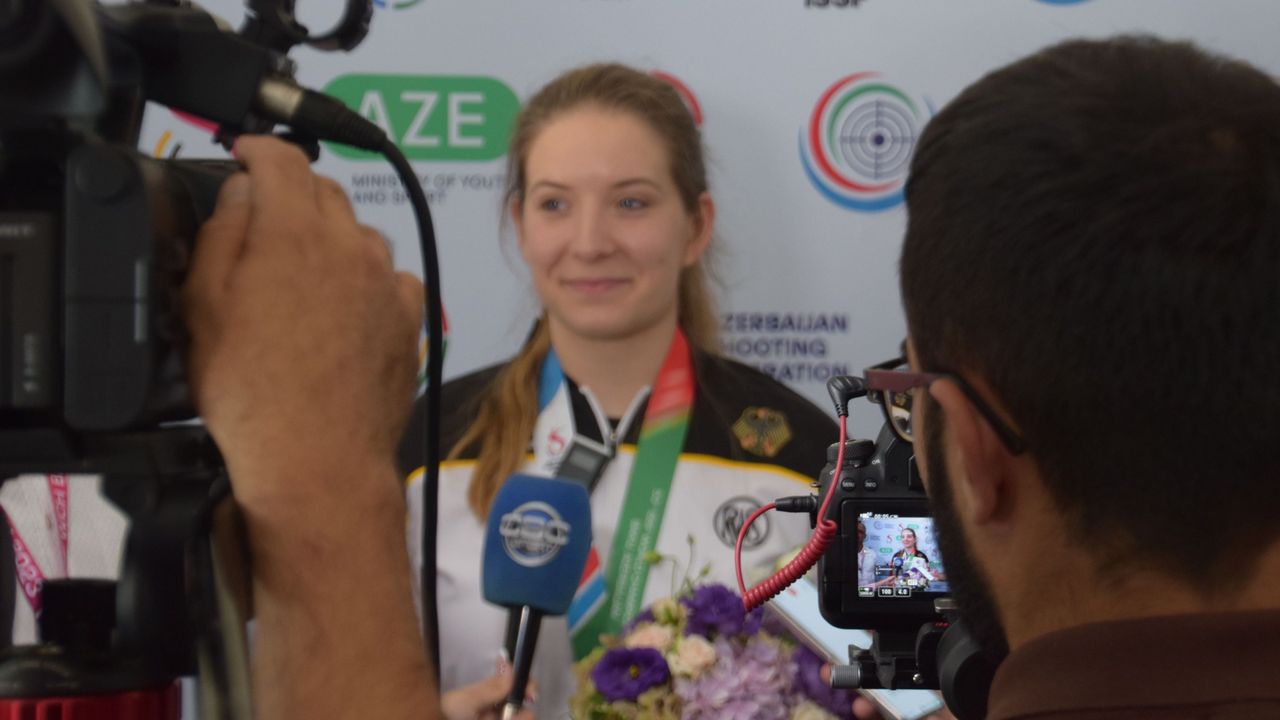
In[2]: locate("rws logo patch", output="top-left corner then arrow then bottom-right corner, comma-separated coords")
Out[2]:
714,496 -> 770,549
323,75 -> 519,161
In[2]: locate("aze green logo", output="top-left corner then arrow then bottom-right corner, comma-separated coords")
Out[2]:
323,75 -> 519,161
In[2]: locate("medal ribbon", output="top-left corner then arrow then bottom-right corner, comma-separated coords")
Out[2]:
549,329 -> 695,659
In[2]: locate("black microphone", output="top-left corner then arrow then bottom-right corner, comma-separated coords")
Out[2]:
97,4 -> 385,151
482,474 -> 592,718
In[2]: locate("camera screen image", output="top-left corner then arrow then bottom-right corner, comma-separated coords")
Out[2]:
856,513 -> 949,599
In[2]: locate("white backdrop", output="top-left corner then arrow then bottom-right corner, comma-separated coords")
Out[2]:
141,0 -> 1280,439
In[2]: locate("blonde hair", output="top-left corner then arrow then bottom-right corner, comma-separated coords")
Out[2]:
451,63 -> 720,518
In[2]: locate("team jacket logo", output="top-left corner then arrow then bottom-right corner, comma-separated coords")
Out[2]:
800,73 -> 931,212
715,496 -> 770,549
732,407 -> 793,458
500,501 -> 571,567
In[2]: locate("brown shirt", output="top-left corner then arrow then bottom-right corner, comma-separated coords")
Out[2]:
988,609 -> 1280,719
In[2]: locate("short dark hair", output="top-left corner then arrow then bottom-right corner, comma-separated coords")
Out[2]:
901,36 -> 1280,588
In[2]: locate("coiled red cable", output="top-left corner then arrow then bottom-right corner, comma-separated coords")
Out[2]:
736,415 -> 848,611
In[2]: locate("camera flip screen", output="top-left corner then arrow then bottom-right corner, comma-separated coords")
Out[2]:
855,512 -> 948,599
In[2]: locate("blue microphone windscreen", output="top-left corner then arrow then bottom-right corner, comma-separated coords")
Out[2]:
482,474 -> 592,616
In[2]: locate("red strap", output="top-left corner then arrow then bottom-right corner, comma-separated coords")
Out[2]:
9,521 -> 46,616
6,475 -> 72,615
47,475 -> 69,577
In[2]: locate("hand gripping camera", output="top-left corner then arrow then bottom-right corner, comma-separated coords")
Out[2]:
0,2 -> 394,718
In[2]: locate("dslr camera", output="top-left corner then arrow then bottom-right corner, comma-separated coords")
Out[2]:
814,374 -> 998,719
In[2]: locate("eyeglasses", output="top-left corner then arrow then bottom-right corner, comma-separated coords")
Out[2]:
863,356 -> 1027,455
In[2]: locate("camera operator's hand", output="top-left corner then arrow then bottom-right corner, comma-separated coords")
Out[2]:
184,136 -> 422,510
182,135 -> 434,720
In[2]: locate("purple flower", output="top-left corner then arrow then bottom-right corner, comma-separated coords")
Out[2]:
793,645 -> 855,719
676,635 -> 796,719
589,647 -> 671,702
682,583 -> 750,638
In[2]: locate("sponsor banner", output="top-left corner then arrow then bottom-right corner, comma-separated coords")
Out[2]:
721,311 -> 853,399
134,0 -> 1280,427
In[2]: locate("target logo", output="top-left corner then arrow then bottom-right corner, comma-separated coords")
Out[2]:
800,73 -> 930,212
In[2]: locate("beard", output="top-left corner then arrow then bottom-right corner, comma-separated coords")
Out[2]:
922,394 -> 1011,659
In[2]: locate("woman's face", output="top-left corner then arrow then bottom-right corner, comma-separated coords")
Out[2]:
902,529 -> 917,549
514,106 -> 713,344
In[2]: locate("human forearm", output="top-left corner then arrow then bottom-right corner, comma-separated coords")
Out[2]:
242,459 -> 438,720
183,137 -> 430,718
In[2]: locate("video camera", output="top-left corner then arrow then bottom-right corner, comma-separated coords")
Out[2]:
813,377 -> 1000,720
0,0 -> 378,437
0,1 -> 430,717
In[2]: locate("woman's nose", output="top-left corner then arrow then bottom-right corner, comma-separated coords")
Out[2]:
568,202 -> 615,258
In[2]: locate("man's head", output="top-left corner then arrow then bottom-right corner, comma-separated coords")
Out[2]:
899,36 -> 1280,647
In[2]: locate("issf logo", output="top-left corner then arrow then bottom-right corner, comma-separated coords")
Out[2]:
800,73 -> 932,212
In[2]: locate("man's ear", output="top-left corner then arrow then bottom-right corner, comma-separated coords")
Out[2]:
929,379 -> 1014,526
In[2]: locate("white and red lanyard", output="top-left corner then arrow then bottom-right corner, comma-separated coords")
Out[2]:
6,474 -> 70,616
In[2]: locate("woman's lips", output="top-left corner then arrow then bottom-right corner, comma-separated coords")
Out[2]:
563,278 -> 630,294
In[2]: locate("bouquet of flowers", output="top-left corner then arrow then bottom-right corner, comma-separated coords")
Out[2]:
570,582 -> 855,719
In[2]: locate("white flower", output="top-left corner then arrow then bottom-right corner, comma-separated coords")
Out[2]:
667,634 -> 717,678
624,623 -> 675,652
652,597 -> 684,625
790,700 -> 839,720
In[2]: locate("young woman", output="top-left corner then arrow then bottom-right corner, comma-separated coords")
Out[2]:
890,528 -> 931,587
399,63 -> 838,718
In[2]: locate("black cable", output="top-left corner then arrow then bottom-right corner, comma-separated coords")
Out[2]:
774,495 -> 819,514
378,140 -> 442,688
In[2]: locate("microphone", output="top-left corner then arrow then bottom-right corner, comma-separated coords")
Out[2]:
482,474 -> 592,720
98,4 -> 386,151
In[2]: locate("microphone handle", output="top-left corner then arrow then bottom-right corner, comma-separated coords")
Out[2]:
502,606 -> 543,719
504,611 -> 520,663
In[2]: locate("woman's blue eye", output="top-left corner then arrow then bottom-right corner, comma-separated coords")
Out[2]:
619,197 -> 646,210
540,198 -> 565,211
